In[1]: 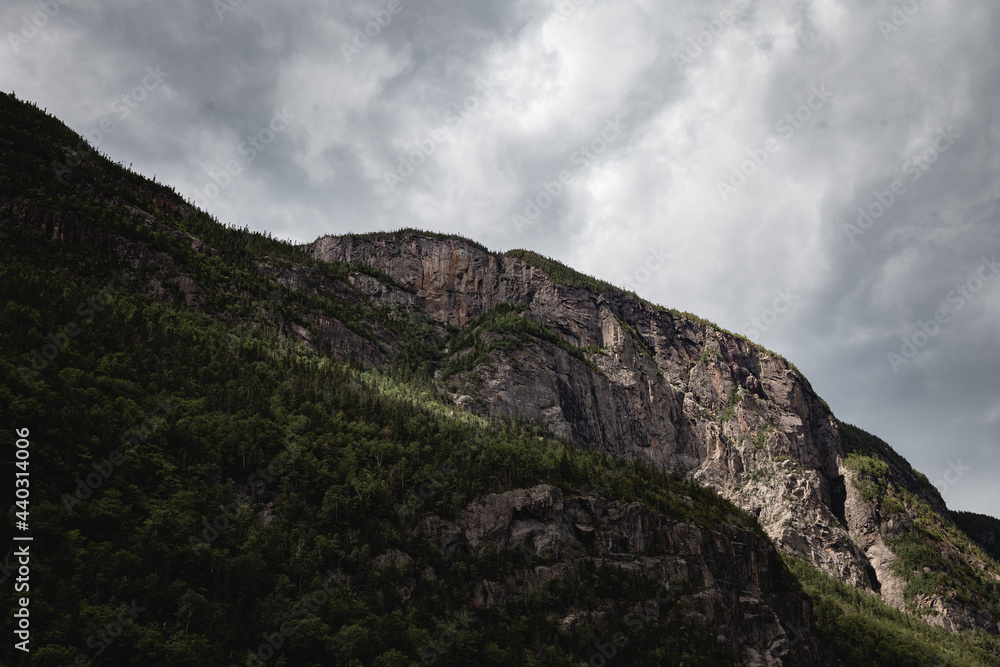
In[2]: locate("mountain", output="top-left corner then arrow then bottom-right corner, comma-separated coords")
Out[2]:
303,232 -> 1000,634
1,90 -> 999,665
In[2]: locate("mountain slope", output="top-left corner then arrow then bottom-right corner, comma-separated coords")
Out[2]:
1,90 -> 999,665
304,231 -> 1000,634
955,511 -> 1000,562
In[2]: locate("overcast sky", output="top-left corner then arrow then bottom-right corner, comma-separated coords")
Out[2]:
3,0 -> 998,516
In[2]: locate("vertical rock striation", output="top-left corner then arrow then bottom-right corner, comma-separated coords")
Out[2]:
306,231 -> 1000,633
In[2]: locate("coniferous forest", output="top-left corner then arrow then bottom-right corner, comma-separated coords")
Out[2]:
2,91 -> 1000,666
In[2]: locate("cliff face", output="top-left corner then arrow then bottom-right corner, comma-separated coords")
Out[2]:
306,232 -> 1000,634
421,484 -> 834,666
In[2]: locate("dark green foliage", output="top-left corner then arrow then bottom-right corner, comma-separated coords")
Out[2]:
843,453 -> 889,479
953,511 -> 1000,562
838,420 -> 937,495
785,555 -> 1000,666
0,181 -> 758,665
440,302 -> 590,378
505,249 -> 622,294
720,386 -> 740,421
2,90 -> 999,666
0,236 -> 755,662
883,501 -> 1000,621
839,423 -> 1000,623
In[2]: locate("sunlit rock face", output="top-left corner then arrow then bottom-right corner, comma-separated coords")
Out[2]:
306,231 -> 1000,633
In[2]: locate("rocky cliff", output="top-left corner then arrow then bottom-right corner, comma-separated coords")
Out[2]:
4,90 -> 998,663
305,231 -> 1000,634
419,483 -> 834,666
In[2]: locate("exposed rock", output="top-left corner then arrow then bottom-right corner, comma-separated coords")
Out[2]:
418,484 -> 835,665
308,234 -> 504,327
309,231 -> 1000,633
373,549 -> 417,603
0,195 -> 211,308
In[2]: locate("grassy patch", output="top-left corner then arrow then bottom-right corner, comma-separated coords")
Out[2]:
752,427 -> 775,453
440,302 -> 589,378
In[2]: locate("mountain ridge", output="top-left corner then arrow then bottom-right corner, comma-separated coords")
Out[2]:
304,229 -> 999,633
2,89 -> 999,665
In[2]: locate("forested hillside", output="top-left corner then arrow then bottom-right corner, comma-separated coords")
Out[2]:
2,91 -> 999,666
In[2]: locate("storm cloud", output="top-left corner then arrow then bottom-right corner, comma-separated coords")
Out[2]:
3,0 -> 997,514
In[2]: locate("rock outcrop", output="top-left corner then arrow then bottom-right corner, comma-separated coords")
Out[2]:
306,231 -> 1000,633
419,484 -> 835,666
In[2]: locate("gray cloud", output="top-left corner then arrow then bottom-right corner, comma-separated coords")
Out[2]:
2,0 -> 997,515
